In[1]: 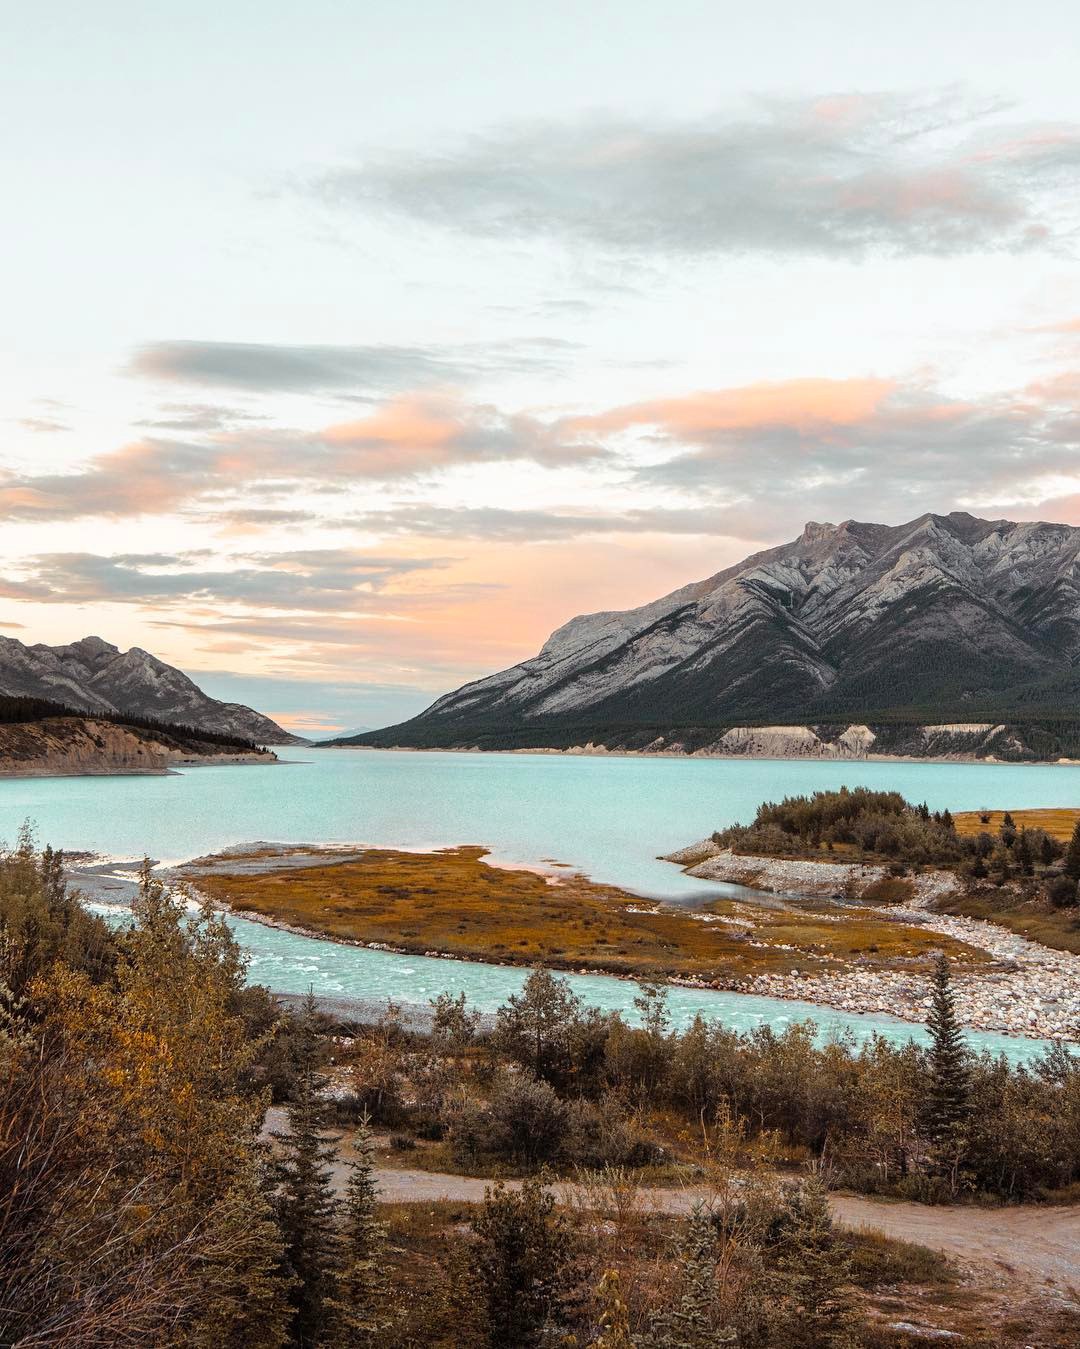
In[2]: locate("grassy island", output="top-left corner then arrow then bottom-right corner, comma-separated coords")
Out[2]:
186,844 -> 985,983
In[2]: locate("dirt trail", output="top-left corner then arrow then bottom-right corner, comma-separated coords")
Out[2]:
370,1166 -> 1080,1292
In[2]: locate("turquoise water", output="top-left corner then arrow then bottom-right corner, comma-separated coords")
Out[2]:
5,746 -> 1079,1065
84,897 -> 1052,1065
6,746 -> 1080,898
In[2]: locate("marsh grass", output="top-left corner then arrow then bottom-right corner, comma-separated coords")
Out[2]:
191,845 -> 985,981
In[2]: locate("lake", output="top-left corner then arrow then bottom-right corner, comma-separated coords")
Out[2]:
4,746 -> 1078,1063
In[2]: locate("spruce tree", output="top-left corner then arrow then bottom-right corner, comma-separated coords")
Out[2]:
192,1157 -> 293,1349
328,1117 -> 396,1348
1015,829 -> 1033,876
643,1205 -> 733,1348
275,993 -> 342,1349
923,955 -> 972,1190
469,1177 -> 576,1348
1064,820 -> 1080,881
766,1176 -> 860,1349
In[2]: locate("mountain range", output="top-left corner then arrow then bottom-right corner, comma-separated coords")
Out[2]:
348,512 -> 1080,758
0,635 -> 299,744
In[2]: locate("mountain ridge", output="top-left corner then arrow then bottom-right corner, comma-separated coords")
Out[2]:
0,635 -> 301,745
345,511 -> 1080,759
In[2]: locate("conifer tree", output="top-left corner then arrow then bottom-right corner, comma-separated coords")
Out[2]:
328,1117 -> 396,1348
767,1176 -> 860,1349
925,955 -> 971,1135
469,1177 -> 575,1348
642,1205 -> 733,1348
192,1157 -> 293,1349
1015,829 -> 1033,876
275,993 -> 341,1349
923,955 -> 972,1192
1065,820 -> 1080,880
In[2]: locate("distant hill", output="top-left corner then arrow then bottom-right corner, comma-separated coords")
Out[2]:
0,709 -> 277,778
0,636 -> 302,744
345,512 -> 1080,760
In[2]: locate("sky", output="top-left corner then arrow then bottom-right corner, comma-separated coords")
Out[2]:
4,1 -> 1080,735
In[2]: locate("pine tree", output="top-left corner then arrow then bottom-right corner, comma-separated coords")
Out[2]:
923,955 -> 972,1191
642,1205 -> 733,1348
1064,820 -> 1080,881
766,1176 -> 860,1349
328,1117 -> 396,1348
275,994 -> 342,1349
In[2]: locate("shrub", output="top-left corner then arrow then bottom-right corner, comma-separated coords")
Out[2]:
449,1072 -> 570,1166
1047,875 -> 1078,909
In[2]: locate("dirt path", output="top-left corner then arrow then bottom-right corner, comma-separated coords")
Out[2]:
369,1166 -> 1080,1292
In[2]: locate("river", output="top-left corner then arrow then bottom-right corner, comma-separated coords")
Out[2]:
4,746 -> 1078,1064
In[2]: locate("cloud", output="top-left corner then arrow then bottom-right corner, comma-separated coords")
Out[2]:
318,91 -> 1080,259
5,549 -> 456,612
136,402 -> 263,432
0,394 -> 606,522
0,439 -> 214,521
16,417 -> 69,434
347,503 -> 746,541
570,373 -> 1080,533
129,337 -> 579,393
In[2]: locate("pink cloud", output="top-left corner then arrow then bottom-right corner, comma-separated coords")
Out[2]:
570,377 -> 897,439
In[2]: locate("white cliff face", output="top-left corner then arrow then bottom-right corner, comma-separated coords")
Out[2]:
0,635 -> 298,744
381,511 -> 1080,746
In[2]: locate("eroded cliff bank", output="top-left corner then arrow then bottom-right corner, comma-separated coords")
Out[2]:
0,717 -> 277,777
539,722 -> 1068,763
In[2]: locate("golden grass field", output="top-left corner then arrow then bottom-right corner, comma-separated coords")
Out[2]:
953,808 -> 1080,841
190,845 -> 986,982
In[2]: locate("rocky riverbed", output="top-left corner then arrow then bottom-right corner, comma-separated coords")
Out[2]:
667,842 -> 1080,1042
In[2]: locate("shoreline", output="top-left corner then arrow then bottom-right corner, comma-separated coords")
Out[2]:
667,844 -> 1080,1042
175,845 -> 1078,1042
0,749 -> 278,780
64,842 -> 1080,1045
320,743 -> 1080,768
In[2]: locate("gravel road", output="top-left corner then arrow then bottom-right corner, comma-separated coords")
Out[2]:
368,1165 -> 1080,1293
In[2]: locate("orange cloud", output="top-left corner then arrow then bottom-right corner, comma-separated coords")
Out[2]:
570,377 -> 896,439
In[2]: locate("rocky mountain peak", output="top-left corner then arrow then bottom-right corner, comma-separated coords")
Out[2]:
353,511 -> 1080,751
0,634 -> 301,744
800,520 -> 838,543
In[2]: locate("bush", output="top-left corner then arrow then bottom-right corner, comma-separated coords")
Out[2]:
450,1072 -> 570,1166
564,1094 -> 659,1169
1047,875 -> 1078,909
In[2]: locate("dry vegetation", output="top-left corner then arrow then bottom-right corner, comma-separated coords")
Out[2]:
940,887 -> 1080,954
189,845 -> 986,982
374,1196 -> 1080,1349
953,808 -> 1080,842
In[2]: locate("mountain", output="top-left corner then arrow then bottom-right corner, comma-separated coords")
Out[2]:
0,635 -> 301,744
347,512 -> 1080,758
